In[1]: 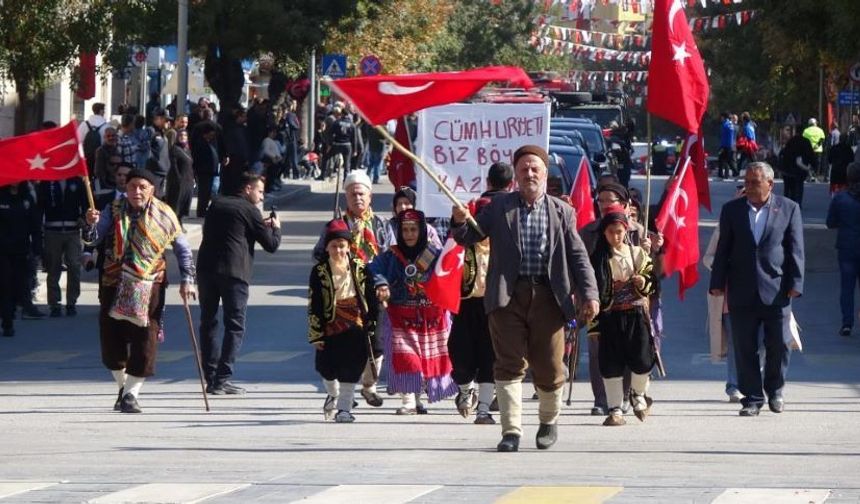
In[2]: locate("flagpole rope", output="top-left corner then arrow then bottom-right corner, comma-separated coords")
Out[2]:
644,113 -> 653,226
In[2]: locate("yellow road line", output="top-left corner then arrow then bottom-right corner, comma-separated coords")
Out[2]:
495,486 -> 623,504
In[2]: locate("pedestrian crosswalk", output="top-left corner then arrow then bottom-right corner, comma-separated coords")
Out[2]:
0,481 -> 837,504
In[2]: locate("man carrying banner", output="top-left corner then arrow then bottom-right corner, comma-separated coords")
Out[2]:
84,168 -> 196,414
452,145 -> 599,452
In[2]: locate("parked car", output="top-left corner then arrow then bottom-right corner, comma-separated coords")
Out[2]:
547,144 -> 597,196
550,120 -> 613,174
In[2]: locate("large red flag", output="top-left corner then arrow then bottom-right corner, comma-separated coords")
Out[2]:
647,0 -> 710,133
424,236 -> 466,314
569,156 -> 596,230
655,158 -> 700,299
327,66 -> 534,126
678,128 -> 711,211
0,121 -> 89,186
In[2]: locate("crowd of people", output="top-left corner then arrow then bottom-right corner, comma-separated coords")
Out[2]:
5,94 -> 859,453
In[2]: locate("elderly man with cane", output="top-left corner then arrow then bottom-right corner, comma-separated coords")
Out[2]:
451,145 -> 599,452
84,168 -> 196,414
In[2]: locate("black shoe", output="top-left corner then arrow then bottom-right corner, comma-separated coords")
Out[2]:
497,434 -> 520,452
120,393 -> 142,413
535,423 -> 558,450
739,404 -> 761,417
839,325 -> 852,337
65,305 -> 77,317
49,306 -> 63,318
768,396 -> 784,413
2,327 -> 13,337
209,382 -> 246,395
360,388 -> 384,407
21,306 -> 46,319
114,387 -> 124,411
591,406 -> 607,416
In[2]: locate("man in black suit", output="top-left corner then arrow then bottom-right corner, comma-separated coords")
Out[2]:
709,162 -> 805,416
197,173 -> 281,395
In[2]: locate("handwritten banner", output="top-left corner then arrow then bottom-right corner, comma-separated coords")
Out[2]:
416,102 -> 550,217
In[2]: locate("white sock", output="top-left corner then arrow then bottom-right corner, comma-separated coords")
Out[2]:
458,382 -> 475,395
337,383 -> 356,412
323,379 -> 339,398
630,372 -> 650,396
477,382 -> 494,413
125,375 -> 145,398
111,369 -> 127,390
400,393 -> 416,409
603,376 -> 624,411
536,387 -> 564,425
415,392 -> 424,407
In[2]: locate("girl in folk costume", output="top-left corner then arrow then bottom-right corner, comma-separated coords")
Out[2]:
371,209 -> 458,414
588,204 -> 657,426
448,197 -> 496,425
307,219 -> 379,423
383,186 -> 442,250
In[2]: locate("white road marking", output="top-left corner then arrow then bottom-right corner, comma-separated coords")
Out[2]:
296,485 -> 443,504
0,481 -> 56,499
712,488 -> 831,503
87,483 -> 249,504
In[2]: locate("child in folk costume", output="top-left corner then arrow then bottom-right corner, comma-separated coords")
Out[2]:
448,197 -> 496,424
371,209 -> 458,414
308,219 -> 379,423
588,204 -> 657,426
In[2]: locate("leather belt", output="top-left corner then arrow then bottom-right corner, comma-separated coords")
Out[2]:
518,275 -> 550,285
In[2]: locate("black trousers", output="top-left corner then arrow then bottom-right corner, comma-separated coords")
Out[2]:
0,254 -> 29,330
729,301 -> 791,408
783,175 -> 805,208
597,308 -> 655,378
718,148 -> 738,178
198,273 -> 250,386
448,297 -> 495,385
315,326 -> 368,383
99,283 -> 165,377
196,174 -> 214,218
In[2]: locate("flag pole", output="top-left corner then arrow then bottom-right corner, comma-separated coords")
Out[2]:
80,173 -> 96,211
373,125 -> 483,235
643,113 -> 653,226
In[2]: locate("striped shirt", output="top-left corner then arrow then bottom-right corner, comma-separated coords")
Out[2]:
518,194 -> 549,276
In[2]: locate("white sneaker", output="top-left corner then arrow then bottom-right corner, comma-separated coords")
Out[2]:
727,389 -> 743,403
334,410 -> 355,423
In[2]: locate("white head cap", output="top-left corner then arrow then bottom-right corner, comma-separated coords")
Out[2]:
808,118 -> 817,126
344,170 -> 372,191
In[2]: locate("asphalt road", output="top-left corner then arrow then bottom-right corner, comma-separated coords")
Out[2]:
0,176 -> 858,504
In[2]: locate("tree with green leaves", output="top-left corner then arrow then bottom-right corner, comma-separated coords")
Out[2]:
0,0 -> 110,134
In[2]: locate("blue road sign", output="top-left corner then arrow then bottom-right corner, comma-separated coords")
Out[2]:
359,55 -> 382,76
838,91 -> 860,106
322,54 -> 347,79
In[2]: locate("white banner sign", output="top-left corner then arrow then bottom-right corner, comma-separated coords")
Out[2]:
415,102 -> 550,217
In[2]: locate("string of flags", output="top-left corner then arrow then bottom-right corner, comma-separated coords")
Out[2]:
569,70 -> 649,83
527,0 -> 747,13
541,25 -> 651,50
688,10 -> 758,32
534,37 -> 651,65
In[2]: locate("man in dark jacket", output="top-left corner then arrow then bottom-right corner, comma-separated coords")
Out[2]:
779,129 -> 815,207
0,183 -> 44,336
196,173 -> 281,394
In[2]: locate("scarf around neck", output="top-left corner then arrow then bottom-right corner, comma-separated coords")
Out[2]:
346,208 -> 379,262
112,198 -> 180,281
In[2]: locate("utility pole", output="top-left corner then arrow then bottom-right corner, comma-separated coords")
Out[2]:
308,49 -> 316,147
176,0 -> 189,116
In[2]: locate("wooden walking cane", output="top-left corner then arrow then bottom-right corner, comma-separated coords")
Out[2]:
332,153 -> 344,219
565,321 -> 580,407
182,298 -> 210,412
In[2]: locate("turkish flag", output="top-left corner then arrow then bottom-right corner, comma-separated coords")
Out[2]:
326,66 -> 534,126
678,128 -> 711,211
569,156 -> 596,230
655,158 -> 700,299
0,121 -> 89,187
647,0 -> 710,133
387,117 -> 415,188
423,237 -> 466,314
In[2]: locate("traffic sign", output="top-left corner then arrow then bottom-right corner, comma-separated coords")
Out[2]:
131,46 -> 147,67
322,54 -> 347,79
838,91 -> 860,106
784,113 -> 797,126
359,54 -> 382,76
849,62 -> 860,83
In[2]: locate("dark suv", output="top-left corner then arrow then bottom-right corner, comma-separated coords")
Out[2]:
550,91 -> 627,130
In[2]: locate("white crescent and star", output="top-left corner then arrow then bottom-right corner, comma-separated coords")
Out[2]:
672,42 -> 692,65
378,81 -> 434,96
668,0 -> 685,35
668,187 -> 690,229
667,0 -> 694,66
27,138 -> 81,171
434,240 -> 465,277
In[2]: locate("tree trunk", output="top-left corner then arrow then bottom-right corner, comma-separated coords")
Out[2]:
13,80 -> 45,136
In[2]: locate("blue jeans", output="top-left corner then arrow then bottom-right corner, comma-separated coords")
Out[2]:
366,150 -> 383,184
198,273 -> 250,386
838,250 -> 860,327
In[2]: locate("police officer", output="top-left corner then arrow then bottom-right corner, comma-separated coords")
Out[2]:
0,182 -> 44,336
323,107 -> 357,179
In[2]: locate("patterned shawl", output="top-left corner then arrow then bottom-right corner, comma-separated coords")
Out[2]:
111,197 -> 181,282
346,208 -> 379,262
